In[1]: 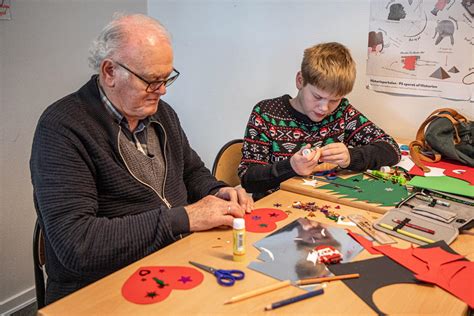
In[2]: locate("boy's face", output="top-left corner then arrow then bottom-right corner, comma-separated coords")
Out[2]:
294,72 -> 343,122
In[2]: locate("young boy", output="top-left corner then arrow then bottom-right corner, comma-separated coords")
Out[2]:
239,42 -> 401,199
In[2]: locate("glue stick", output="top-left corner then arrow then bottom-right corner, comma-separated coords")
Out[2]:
233,218 -> 246,262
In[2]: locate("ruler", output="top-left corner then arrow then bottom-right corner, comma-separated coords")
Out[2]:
348,214 -> 397,244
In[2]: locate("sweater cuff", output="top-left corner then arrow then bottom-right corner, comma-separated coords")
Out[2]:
166,206 -> 190,236
347,147 -> 365,171
273,158 -> 298,179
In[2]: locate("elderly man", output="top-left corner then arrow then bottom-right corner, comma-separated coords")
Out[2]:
30,14 -> 252,305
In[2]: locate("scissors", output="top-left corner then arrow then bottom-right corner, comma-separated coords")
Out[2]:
189,261 -> 245,286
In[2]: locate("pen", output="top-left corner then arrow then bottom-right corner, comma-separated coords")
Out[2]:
392,219 -> 435,235
264,288 -> 324,311
415,194 -> 450,207
379,223 -> 435,244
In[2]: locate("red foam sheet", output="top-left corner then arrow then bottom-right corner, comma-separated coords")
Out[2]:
122,266 -> 204,304
244,208 -> 288,233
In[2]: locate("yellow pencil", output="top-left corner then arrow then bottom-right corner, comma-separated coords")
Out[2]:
379,223 -> 435,244
296,273 -> 360,285
224,280 -> 292,304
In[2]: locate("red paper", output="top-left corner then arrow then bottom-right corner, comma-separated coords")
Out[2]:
347,232 -> 474,308
122,266 -> 203,304
409,160 -> 474,185
244,208 -> 288,233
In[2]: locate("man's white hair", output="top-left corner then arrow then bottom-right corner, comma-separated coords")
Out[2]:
88,13 -> 171,72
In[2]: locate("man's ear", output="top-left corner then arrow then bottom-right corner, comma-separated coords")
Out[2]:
100,59 -> 116,88
296,71 -> 304,90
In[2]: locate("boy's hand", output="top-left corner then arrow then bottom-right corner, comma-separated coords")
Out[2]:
290,144 -> 322,176
320,143 -> 350,168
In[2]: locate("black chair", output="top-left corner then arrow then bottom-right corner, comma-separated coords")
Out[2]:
211,139 -> 244,187
33,219 -> 46,309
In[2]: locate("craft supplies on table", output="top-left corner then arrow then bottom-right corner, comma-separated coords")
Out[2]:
264,288 -> 325,311
224,273 -> 359,305
348,214 -> 397,244
232,218 -> 246,261
373,191 -> 467,245
189,261 -> 245,287
281,173 -> 410,215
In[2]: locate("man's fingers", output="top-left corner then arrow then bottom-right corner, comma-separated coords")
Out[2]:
235,188 -> 253,213
227,203 -> 244,218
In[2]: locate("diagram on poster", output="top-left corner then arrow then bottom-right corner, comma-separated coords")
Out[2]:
367,0 -> 474,100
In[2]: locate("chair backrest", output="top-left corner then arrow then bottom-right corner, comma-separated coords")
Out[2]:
33,219 -> 46,309
212,139 -> 244,187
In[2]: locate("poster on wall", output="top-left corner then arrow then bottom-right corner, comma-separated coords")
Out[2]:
0,0 -> 11,20
366,0 -> 474,101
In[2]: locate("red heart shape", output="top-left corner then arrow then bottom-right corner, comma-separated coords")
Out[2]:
244,208 -> 288,233
122,266 -> 204,304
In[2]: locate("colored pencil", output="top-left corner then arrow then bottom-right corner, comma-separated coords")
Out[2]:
224,280 -> 292,304
379,223 -> 435,243
392,219 -> 435,235
264,288 -> 324,311
296,273 -> 360,285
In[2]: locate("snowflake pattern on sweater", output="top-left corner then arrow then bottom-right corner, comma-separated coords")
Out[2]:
239,95 -> 400,173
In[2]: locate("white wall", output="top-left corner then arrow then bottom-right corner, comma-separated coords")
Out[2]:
149,0 -> 473,168
0,0 -> 147,312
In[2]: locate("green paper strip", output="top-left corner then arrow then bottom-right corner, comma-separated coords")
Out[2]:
408,176 -> 474,198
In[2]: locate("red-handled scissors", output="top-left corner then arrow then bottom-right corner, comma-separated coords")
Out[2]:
189,261 -> 245,286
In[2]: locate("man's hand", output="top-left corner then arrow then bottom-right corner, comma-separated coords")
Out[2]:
185,195 -> 245,232
290,144 -> 322,176
320,143 -> 350,168
215,186 -> 253,214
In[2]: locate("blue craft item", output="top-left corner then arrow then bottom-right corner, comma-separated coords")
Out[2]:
189,261 -> 245,286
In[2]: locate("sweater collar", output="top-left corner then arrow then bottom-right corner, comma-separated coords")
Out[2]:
96,77 -> 152,133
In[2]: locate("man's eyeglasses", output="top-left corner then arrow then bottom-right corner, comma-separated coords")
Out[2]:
115,61 -> 180,93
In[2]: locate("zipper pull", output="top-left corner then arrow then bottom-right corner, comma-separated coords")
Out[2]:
163,197 -> 172,209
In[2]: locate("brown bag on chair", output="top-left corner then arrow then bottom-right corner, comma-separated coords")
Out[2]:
409,108 -> 474,172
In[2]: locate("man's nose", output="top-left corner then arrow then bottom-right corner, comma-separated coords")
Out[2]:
153,84 -> 167,95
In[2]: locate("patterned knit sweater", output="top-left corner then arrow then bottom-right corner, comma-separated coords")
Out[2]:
30,76 -> 226,304
239,95 -> 401,195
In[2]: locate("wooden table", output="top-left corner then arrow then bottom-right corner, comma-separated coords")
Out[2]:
38,189 -> 472,315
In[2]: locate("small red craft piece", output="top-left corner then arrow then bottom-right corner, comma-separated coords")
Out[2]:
244,208 -> 288,233
314,245 -> 343,264
122,266 -> 204,304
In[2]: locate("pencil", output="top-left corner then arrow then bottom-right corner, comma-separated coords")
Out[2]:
296,273 -> 360,285
264,288 -> 324,311
224,280 -> 292,304
379,223 -> 435,243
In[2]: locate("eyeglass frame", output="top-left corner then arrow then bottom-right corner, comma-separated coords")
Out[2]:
114,61 -> 180,93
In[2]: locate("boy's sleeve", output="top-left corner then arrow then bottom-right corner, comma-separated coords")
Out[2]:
238,105 -> 297,193
343,105 -> 401,171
